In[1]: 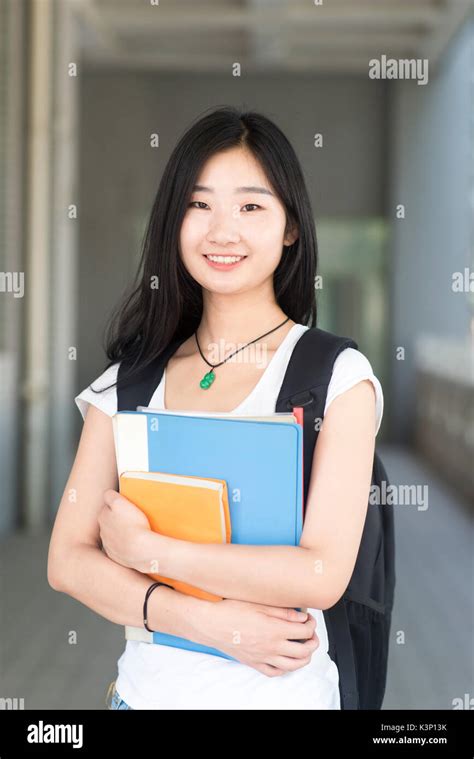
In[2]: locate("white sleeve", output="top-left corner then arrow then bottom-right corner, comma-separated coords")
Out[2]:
324,348 -> 384,435
74,362 -> 120,421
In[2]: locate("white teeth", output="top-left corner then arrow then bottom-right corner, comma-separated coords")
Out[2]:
206,255 -> 244,264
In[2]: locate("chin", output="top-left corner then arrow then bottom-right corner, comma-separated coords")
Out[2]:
203,278 -> 249,295
188,262 -> 248,289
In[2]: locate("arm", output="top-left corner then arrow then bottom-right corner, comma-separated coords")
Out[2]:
49,404 -> 322,677
51,542 -> 214,644
47,404 -> 213,645
130,379 -> 377,610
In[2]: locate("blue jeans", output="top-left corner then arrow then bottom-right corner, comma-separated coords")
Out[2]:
105,679 -> 133,710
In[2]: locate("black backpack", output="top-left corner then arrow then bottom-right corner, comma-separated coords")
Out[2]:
117,326 -> 396,710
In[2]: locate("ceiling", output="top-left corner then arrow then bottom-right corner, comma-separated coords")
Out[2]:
73,0 -> 473,74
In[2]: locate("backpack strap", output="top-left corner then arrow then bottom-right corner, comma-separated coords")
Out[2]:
275,326 -> 360,711
275,327 -> 358,506
117,336 -> 188,411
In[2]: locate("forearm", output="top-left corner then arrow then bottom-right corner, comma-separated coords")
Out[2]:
138,533 -> 333,610
53,543 -> 214,644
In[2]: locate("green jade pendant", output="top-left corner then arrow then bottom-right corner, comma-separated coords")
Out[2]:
199,369 -> 216,389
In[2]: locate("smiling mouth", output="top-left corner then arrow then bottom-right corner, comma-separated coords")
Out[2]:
203,254 -> 248,270
204,254 -> 247,264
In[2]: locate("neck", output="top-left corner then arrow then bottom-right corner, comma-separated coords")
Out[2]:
197,288 -> 292,349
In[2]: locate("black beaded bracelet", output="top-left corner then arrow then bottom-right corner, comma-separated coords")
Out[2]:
143,581 -> 173,632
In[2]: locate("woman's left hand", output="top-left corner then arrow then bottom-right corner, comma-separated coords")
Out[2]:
98,489 -> 152,571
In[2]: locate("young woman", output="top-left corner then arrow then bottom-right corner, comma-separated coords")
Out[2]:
48,106 -> 383,710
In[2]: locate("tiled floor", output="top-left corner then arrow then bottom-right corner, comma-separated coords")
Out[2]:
1,444 -> 472,710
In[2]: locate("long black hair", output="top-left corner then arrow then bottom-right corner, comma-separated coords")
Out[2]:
90,105 -> 318,395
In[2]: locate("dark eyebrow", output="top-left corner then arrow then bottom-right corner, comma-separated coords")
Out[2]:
193,184 -> 274,197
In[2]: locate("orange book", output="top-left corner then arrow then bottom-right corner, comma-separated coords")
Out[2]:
119,470 -> 231,602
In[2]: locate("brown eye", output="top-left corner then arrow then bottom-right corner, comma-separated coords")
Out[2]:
189,201 -> 208,209
242,204 -> 260,212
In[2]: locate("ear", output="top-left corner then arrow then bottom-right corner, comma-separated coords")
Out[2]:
283,224 -> 299,247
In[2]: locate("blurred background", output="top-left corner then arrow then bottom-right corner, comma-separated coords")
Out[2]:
0,0 -> 473,710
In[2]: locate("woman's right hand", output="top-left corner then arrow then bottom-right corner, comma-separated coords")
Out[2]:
196,598 -> 319,677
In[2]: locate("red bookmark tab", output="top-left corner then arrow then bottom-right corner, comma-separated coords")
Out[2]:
291,407 -> 305,521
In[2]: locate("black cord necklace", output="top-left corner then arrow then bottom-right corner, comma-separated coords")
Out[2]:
195,316 -> 291,389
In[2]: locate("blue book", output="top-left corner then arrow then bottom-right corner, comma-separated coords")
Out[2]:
112,409 -> 304,660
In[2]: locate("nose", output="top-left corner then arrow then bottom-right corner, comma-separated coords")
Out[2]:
206,208 -> 241,245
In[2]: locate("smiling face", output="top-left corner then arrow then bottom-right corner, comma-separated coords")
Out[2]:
179,146 -> 298,295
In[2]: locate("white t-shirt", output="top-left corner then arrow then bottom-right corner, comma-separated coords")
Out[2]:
75,323 -> 383,710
